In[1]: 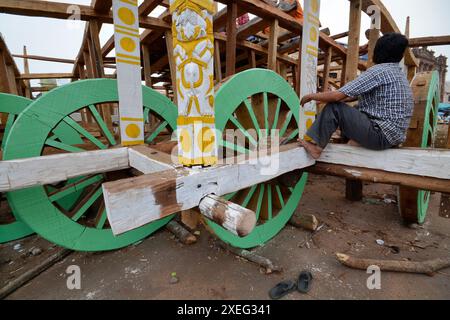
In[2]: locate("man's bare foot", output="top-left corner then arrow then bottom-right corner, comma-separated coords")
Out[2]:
298,139 -> 323,159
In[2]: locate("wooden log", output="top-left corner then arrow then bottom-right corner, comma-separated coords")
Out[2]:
0,148 -> 129,192
408,35 -> 450,47
0,249 -> 72,299
336,253 -> 450,276
226,1 -> 237,77
103,144 -> 315,235
289,214 -> 319,232
267,19 -> 279,71
128,145 -> 176,174
216,240 -> 281,274
199,194 -> 257,237
308,163 -> 450,194
319,145 -> 450,180
166,220 -> 197,245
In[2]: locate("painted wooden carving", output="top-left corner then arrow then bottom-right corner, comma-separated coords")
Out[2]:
170,0 -> 218,166
112,0 -> 145,146
299,0 -> 321,140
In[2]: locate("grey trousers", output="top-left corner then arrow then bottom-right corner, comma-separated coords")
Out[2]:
306,102 -> 392,150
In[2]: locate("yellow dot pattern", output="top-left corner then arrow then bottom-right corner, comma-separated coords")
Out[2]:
118,7 -> 136,25
125,123 -> 141,138
120,37 -> 136,52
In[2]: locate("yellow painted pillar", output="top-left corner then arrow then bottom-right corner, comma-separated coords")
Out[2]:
170,0 -> 218,166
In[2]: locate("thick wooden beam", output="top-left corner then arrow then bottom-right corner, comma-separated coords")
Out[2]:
408,35 -> 450,47
199,194 -> 257,237
0,0 -> 171,30
18,73 -> 75,79
319,145 -> 450,180
308,163 -> 450,194
103,144 -> 315,235
267,19 -> 279,71
0,148 -> 129,192
226,1 -> 238,77
345,0 -> 362,83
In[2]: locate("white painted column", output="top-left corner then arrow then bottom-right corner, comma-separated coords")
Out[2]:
299,0 -> 321,140
112,0 -> 145,146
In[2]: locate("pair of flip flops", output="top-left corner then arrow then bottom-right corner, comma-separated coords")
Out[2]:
269,271 -> 313,300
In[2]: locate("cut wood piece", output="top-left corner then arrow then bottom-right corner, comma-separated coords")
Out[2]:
166,220 -> 197,245
216,240 -> 281,274
103,144 -> 315,235
308,163 -> 450,194
336,253 -> 450,276
199,194 -> 257,237
289,214 -> 319,232
128,145 -> 177,174
319,145 -> 450,180
181,209 -> 201,230
0,148 -> 129,192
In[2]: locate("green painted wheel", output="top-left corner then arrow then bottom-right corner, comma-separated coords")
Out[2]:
0,94 -> 34,243
399,71 -> 440,224
207,69 -> 308,248
4,79 -> 178,251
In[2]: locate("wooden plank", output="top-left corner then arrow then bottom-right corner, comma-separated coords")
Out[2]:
18,73 -> 75,79
0,148 -> 129,192
12,54 -> 74,64
22,46 -> 32,98
0,0 -> 171,30
408,35 -> 450,47
319,145 -> 450,180
142,44 -> 152,87
226,1 -> 238,77
138,0 -> 164,16
165,30 -> 177,104
103,144 -> 315,235
128,145 -> 177,174
267,19 -> 279,71
214,40 -> 222,83
308,163 -> 450,194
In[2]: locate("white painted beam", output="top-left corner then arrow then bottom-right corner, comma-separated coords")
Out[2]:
0,148 -> 129,192
319,145 -> 450,180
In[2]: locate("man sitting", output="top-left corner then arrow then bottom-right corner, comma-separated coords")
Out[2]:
298,33 -> 414,159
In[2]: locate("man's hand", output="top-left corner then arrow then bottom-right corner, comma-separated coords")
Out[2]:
300,94 -> 315,106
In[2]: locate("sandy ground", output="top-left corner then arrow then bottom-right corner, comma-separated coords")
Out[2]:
1,174 -> 449,300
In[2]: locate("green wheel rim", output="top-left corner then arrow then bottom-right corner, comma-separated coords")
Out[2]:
0,93 -> 34,243
207,69 -> 308,248
399,71 -> 440,224
4,79 -> 177,251
417,71 -> 440,224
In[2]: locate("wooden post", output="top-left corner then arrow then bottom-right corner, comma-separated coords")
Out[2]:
344,0 -> 363,201
299,0 -> 321,139
170,0 -> 218,166
22,46 -> 32,98
112,0 -> 145,146
142,44 -> 152,88
214,40 -> 222,83
165,30 -> 177,105
267,19 -> 279,71
322,47 -> 332,92
199,194 -> 257,237
226,1 -> 237,77
249,49 -> 256,68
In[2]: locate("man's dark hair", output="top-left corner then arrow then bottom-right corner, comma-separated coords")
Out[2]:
373,33 -> 409,64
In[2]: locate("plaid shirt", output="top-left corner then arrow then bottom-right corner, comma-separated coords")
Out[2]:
339,63 -> 414,146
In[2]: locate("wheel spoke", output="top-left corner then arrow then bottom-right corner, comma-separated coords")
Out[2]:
224,191 -> 239,201
70,185 -> 103,222
279,111 -> 293,137
271,98 -> 282,132
63,116 -> 108,150
255,184 -> 265,221
243,99 -> 261,139
146,120 -> 168,144
48,175 -> 104,203
275,185 -> 285,208
219,138 -> 250,154
263,92 -> 270,130
267,184 -> 273,220
95,207 -> 108,230
241,185 -> 258,207
45,139 -> 85,153
229,117 -> 258,146
88,105 -> 116,146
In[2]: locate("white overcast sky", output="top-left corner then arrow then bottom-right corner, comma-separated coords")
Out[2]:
0,0 -> 449,87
